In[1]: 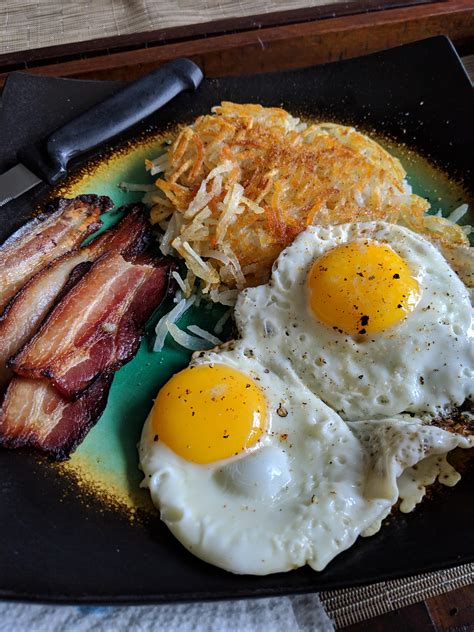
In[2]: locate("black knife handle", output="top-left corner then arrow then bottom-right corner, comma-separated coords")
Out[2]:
19,58 -> 203,185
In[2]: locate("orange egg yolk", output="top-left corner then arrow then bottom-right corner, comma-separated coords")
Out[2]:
151,364 -> 267,464
307,240 -> 420,336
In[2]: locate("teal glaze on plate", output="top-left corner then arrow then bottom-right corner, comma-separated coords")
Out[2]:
379,141 -> 472,226
54,130 -> 472,509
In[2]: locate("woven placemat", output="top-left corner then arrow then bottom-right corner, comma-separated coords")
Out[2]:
462,54 -> 474,82
321,562 -> 473,628
0,0 -> 351,55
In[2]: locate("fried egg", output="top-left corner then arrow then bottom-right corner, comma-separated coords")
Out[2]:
235,221 -> 473,419
139,220 -> 473,575
139,352 -> 385,574
139,347 -> 472,574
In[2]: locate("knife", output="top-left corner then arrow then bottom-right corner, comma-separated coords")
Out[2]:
0,58 -> 203,207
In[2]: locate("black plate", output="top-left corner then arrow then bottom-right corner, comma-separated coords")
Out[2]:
0,36 -> 473,604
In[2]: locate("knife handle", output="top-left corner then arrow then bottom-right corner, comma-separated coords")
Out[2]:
19,58 -> 203,185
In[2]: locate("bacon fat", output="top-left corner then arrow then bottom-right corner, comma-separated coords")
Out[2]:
0,374 -> 113,460
0,195 -> 112,312
11,251 -> 174,399
0,205 -> 150,391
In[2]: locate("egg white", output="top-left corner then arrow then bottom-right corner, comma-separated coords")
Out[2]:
234,221 -> 473,420
346,416 -> 472,510
140,351 -> 383,574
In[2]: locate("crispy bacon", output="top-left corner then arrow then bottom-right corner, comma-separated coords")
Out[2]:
0,195 -> 112,312
0,374 -> 113,460
11,251 -> 174,399
0,205 -> 150,391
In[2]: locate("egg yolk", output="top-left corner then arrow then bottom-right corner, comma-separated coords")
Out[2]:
307,240 -> 420,336
151,364 -> 267,464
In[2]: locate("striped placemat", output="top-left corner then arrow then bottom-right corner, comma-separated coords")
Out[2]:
321,562 -> 473,628
461,54 -> 474,82
0,0 -> 353,55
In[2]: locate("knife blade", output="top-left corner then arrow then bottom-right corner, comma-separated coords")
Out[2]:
0,164 -> 42,207
0,58 -> 203,208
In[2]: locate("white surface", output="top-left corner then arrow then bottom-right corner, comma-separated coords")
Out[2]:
0,594 -> 334,631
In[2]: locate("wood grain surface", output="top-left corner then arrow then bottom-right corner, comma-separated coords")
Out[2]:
0,0 -> 431,65
0,0 -> 396,55
0,0 -> 472,86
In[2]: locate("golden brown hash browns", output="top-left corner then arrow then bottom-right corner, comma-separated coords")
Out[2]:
146,102 -> 469,297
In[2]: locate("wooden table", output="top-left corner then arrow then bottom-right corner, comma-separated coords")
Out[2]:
0,0 -> 472,84
0,1 -> 472,628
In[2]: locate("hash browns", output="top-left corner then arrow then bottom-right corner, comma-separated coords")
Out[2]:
146,102 -> 469,299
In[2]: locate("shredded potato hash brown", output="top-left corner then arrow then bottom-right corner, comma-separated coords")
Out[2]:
146,102 -> 469,299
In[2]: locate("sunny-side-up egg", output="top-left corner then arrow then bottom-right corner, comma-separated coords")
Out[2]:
139,350 -> 388,575
139,345 -> 473,575
234,221 -> 473,420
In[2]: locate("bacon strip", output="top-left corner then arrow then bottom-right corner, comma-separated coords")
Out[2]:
0,195 -> 112,312
12,251 -> 174,399
0,205 -> 150,391
0,374 -> 113,460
